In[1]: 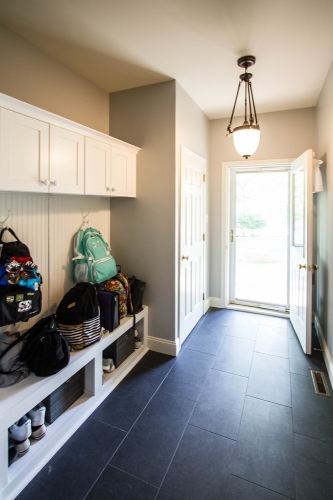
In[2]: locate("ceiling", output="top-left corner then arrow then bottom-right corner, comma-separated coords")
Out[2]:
1,0 -> 333,119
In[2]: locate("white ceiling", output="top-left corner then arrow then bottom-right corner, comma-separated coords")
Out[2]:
1,0 -> 333,119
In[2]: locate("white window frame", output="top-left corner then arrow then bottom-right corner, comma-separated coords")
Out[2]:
221,158 -> 294,313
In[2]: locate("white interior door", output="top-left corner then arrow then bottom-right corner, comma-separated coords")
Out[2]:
179,147 -> 206,344
289,149 -> 313,354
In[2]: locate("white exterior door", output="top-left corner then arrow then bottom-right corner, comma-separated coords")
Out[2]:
179,147 -> 206,344
289,149 -> 313,354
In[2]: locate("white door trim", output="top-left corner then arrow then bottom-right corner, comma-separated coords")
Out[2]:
221,158 -> 294,310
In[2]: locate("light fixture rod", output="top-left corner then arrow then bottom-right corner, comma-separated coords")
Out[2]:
227,80 -> 241,134
249,82 -> 258,125
244,80 -> 248,123
248,80 -> 253,125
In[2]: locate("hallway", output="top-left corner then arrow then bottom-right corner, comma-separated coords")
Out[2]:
17,309 -> 333,500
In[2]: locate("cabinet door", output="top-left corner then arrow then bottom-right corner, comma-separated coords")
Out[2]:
85,138 -> 111,196
0,108 -> 49,192
49,125 -> 84,194
110,146 -> 136,197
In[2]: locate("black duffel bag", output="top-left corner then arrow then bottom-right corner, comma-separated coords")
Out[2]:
20,315 -> 70,377
0,285 -> 41,327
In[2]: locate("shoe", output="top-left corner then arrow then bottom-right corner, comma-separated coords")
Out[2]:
28,403 -> 47,440
8,416 -> 31,456
135,337 -> 142,349
103,358 -> 115,373
8,443 -> 18,466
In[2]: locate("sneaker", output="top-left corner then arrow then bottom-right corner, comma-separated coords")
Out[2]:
135,337 -> 142,349
8,416 -> 31,456
102,358 -> 115,373
28,403 -> 47,440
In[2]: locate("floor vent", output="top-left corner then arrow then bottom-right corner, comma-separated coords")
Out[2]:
310,370 -> 331,397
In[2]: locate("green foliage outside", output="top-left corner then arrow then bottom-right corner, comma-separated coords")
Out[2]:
237,213 -> 266,235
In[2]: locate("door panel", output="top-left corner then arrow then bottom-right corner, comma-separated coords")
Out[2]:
289,149 -> 313,354
179,147 -> 206,344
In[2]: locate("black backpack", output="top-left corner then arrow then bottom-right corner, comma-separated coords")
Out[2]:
19,315 -> 70,377
56,283 -> 100,350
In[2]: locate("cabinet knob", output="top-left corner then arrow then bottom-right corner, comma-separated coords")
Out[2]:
51,180 -> 58,186
106,187 -> 111,191
111,188 -> 116,192
42,180 -> 50,186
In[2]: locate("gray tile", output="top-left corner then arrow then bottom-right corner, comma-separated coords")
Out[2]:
227,475 -> 292,499
259,315 -> 290,329
204,308 -> 235,326
138,350 -> 177,375
91,364 -> 165,431
111,390 -> 195,487
294,454 -> 333,500
232,397 -> 295,499
255,325 -> 289,358
159,348 -> 215,401
291,373 -> 333,442
229,312 -> 260,329
289,338 -> 327,377
213,336 -> 255,377
247,352 -> 291,406
86,465 -> 158,500
190,369 -> 248,440
294,433 -> 333,465
186,325 -> 227,355
157,425 -> 236,500
227,323 -> 258,341
16,419 -> 125,500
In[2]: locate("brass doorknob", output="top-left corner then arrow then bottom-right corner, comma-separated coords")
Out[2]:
182,256 -> 189,260
312,264 -> 319,270
299,263 -> 307,269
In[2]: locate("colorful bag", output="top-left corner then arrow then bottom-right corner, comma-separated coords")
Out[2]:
0,285 -> 42,327
96,272 -> 132,319
72,227 -> 117,284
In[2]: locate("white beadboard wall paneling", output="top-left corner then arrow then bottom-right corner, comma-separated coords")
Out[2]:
48,195 -> 111,311
0,192 -> 49,334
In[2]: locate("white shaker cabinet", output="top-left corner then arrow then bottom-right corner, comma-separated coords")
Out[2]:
0,108 -> 49,193
111,146 -> 136,197
49,125 -> 84,195
85,137 -> 111,196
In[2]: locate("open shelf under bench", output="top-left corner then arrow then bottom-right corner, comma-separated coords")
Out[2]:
0,306 -> 148,500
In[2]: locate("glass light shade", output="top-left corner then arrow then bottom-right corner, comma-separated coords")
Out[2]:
232,125 -> 260,158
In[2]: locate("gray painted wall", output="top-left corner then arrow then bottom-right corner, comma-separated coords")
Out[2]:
109,82 -> 177,343
209,107 -> 316,299
315,60 -> 333,359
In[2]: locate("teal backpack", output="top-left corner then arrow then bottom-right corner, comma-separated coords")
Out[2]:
72,227 -> 117,284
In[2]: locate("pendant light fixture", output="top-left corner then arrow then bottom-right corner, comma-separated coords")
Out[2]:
226,55 -> 260,159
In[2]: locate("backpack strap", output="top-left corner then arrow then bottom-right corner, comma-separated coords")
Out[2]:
0,227 -> 21,244
0,330 -> 30,362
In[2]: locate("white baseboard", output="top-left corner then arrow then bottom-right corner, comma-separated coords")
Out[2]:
209,297 -> 224,308
148,335 -> 180,357
313,313 -> 333,388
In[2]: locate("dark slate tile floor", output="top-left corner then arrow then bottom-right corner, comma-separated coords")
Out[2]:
17,308 -> 333,500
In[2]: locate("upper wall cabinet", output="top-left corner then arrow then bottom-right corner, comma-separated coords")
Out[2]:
0,93 -> 140,197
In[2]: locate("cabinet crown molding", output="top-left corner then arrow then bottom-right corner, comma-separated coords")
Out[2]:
0,92 -> 140,154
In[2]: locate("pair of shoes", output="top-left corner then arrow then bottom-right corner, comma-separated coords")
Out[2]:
8,442 -> 18,466
103,358 -> 115,373
8,403 -> 47,457
134,329 -> 142,349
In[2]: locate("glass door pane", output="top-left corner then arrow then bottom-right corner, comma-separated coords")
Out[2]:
234,170 -> 289,307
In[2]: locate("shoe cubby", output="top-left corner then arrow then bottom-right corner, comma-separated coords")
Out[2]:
0,306 -> 148,500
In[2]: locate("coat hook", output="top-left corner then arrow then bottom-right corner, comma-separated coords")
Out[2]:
0,210 -> 11,228
81,209 -> 90,229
